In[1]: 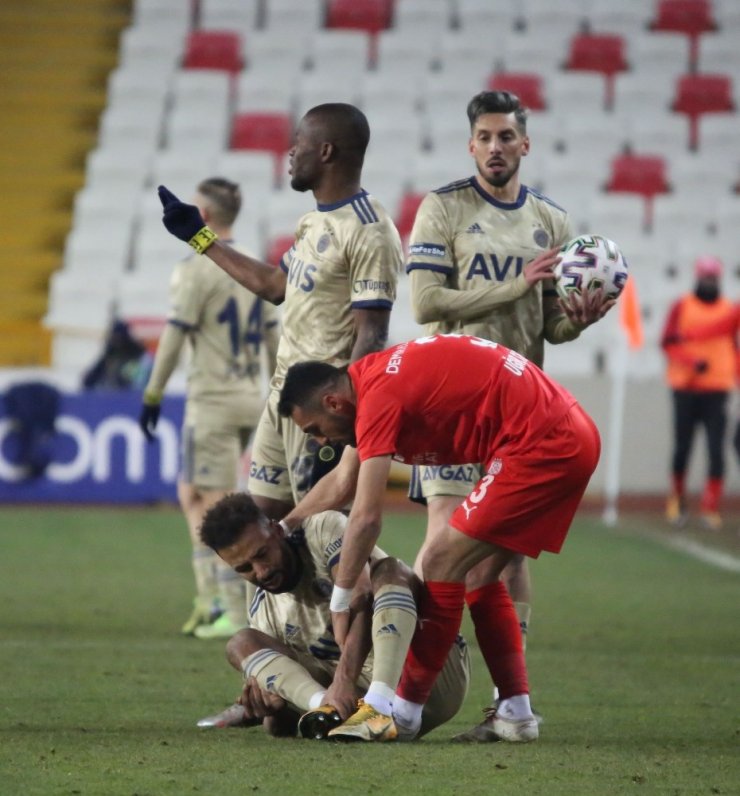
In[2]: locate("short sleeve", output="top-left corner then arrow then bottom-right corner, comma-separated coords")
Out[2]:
346,217 -> 402,310
167,258 -> 204,328
405,193 -> 454,277
355,395 -> 404,461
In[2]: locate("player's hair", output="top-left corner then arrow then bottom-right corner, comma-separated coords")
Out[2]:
200,492 -> 262,551
304,103 -> 370,168
277,361 -> 346,418
196,177 -> 242,227
466,90 -> 528,134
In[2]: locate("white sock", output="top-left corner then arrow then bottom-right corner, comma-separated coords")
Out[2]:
363,682 -> 395,717
497,694 -> 533,720
308,691 -> 327,710
392,695 -> 423,731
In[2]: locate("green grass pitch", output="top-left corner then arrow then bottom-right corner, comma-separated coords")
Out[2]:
0,503 -> 738,795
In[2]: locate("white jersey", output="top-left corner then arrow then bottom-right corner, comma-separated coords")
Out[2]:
168,244 -> 280,425
273,190 -> 402,389
406,179 -> 574,367
249,511 -> 380,679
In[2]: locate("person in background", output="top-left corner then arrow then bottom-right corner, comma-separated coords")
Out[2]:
139,177 -> 279,639
661,255 -> 736,531
82,318 -> 152,391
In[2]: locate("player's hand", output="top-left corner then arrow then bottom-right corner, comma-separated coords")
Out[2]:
138,403 -> 160,442
693,359 -> 709,374
323,677 -> 361,721
239,676 -> 286,720
331,609 -> 351,648
559,284 -> 616,329
523,246 -> 561,287
158,185 -> 217,254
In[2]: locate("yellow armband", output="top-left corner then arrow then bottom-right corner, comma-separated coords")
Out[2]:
143,388 -> 163,406
188,226 -> 218,254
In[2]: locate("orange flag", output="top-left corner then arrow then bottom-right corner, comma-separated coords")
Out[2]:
619,276 -> 643,349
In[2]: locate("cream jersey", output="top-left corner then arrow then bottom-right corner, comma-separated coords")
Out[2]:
249,510 -> 382,678
406,179 -> 576,367
168,244 -> 280,425
273,190 -> 402,389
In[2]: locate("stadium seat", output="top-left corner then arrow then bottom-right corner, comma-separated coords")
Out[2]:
198,0 -> 260,32
165,104 -> 231,152
263,0 -> 325,31
230,112 -> 293,184
307,29 -> 373,74
488,72 -> 547,111
456,0 -> 517,34
564,33 -> 628,109
436,30 -> 505,75
326,0 -> 393,34
214,150 -> 277,193
502,30 -> 570,74
97,103 -> 165,151
650,0 -> 717,66
183,30 -> 243,73
374,30 -> 436,81
697,31 -> 740,75
244,30 -> 312,73
395,190 -> 426,239
586,0 -> 653,38
629,30 -> 690,80
133,0 -> 194,28
234,68 -> 298,115
547,72 -> 608,115
295,72 -> 360,118
171,69 -> 233,111
606,153 -> 670,227
265,234 -> 295,268
671,73 -> 735,150
149,149 -> 220,198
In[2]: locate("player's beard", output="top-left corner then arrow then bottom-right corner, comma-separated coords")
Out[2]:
478,158 -> 520,189
290,173 -> 312,192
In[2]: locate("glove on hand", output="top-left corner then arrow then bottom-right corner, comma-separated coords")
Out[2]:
158,185 -> 217,253
139,393 -> 161,442
694,360 -> 709,374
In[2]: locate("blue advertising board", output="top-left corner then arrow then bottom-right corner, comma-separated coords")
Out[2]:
0,389 -> 184,504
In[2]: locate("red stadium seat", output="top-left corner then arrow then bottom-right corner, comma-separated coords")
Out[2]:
565,33 -> 628,109
327,0 -> 393,33
650,0 -> 717,65
265,234 -> 295,268
488,72 -> 546,111
183,30 -> 243,73
671,73 -> 735,150
395,191 -> 425,240
230,112 -> 293,183
606,153 -> 670,228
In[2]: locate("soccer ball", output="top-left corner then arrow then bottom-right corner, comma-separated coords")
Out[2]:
554,235 -> 629,301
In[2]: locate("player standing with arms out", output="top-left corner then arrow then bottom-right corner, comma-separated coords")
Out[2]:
405,91 -> 613,739
157,103 -> 402,521
139,178 -> 280,639
277,334 -> 601,741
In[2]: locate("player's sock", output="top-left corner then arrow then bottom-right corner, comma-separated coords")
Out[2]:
513,601 -> 531,653
700,476 -> 723,512
671,473 -> 686,501
215,559 -> 248,626
392,695 -> 423,734
497,694 -> 533,721
364,584 -> 418,716
466,581 -> 529,699
243,649 -> 324,712
396,581 -> 465,705
192,543 -> 219,607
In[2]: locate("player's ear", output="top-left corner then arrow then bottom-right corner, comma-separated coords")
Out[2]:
320,141 -> 335,163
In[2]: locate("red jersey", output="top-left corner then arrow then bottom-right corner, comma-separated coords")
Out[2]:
348,334 -> 578,468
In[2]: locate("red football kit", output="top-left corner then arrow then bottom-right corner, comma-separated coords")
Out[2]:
348,334 -> 600,557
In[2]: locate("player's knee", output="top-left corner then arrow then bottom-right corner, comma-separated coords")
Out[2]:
370,556 -> 416,591
225,628 -> 261,669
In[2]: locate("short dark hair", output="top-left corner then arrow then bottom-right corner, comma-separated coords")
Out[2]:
197,177 -> 242,227
304,103 -> 371,168
466,90 -> 528,134
200,492 -> 262,551
277,361 -> 346,418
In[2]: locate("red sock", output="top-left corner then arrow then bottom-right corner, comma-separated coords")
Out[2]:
466,581 -> 529,699
397,581 -> 465,704
701,477 -> 723,512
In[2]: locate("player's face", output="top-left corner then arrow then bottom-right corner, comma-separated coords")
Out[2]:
288,117 -> 324,193
469,112 -> 529,190
218,522 -> 299,593
291,402 -> 356,448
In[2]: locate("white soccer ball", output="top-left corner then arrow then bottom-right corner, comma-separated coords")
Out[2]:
554,234 -> 629,301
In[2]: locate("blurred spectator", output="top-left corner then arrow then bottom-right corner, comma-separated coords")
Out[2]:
2,381 -> 60,478
82,319 -> 152,391
661,256 -> 737,531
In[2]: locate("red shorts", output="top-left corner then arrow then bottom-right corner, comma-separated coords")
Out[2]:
449,403 -> 601,558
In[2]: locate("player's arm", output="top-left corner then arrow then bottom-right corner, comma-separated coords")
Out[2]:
280,446 -> 360,531
261,303 -> 281,377
157,185 -> 287,304
661,300 -> 706,369
410,248 -> 561,324
139,321 -> 188,441
330,455 -> 392,646
350,308 -> 390,361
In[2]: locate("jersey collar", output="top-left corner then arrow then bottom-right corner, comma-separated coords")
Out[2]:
471,179 -> 528,210
316,189 -> 369,212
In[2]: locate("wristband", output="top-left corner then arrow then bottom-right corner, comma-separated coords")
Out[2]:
330,585 -> 353,613
277,519 -> 291,535
143,388 -> 163,406
188,226 -> 218,254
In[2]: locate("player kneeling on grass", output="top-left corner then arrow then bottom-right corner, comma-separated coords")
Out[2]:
196,493 -> 470,741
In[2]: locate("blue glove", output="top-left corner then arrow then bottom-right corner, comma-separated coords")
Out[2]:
139,402 -> 160,442
158,185 -> 218,253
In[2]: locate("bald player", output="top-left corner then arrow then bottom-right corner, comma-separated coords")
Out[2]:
157,103 -> 402,522
405,90 -> 612,740
140,177 -> 280,639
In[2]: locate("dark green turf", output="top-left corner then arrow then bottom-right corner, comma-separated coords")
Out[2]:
0,505 -> 738,795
